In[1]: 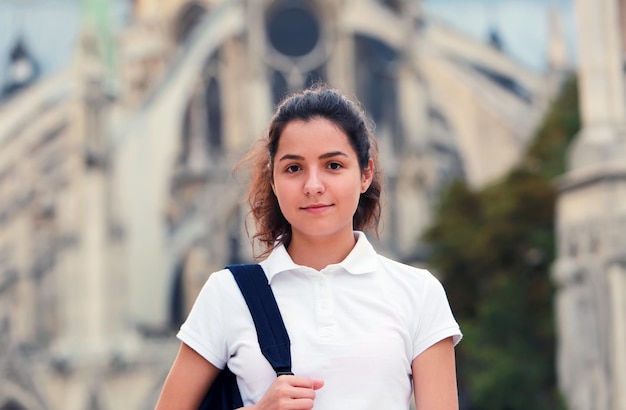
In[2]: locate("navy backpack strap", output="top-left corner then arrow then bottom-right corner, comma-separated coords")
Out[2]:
226,264 -> 293,376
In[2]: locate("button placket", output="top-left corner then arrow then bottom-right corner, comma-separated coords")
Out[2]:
314,274 -> 334,335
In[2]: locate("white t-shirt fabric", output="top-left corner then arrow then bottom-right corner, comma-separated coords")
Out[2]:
177,231 -> 462,409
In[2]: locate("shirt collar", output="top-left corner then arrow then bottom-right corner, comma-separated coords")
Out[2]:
261,231 -> 380,283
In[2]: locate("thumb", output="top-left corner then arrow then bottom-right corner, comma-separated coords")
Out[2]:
311,379 -> 324,390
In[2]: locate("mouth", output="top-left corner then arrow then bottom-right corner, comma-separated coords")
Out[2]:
301,203 -> 333,212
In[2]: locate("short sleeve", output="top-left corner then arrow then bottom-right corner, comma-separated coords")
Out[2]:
412,275 -> 462,359
176,269 -> 231,369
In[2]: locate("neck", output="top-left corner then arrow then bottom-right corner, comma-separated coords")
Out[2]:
287,231 -> 357,271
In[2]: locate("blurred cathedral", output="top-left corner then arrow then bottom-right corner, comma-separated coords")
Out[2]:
0,0 -> 569,408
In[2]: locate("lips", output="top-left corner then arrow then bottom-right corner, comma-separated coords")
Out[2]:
301,203 -> 333,213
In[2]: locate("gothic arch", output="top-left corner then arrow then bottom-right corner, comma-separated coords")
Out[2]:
0,382 -> 44,410
342,1 -> 408,51
169,244 -> 213,325
204,76 -> 223,154
353,34 -> 401,149
379,0 -> 402,13
116,0 -> 246,327
168,258 -> 186,328
225,203 -> 245,264
0,400 -> 26,410
174,2 -> 208,44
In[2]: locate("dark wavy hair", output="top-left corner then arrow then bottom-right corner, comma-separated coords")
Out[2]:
239,84 -> 383,258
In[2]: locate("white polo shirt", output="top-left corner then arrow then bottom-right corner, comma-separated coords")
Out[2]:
178,232 -> 462,409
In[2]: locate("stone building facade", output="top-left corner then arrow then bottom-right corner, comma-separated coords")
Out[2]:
553,0 -> 626,409
0,0 -> 566,408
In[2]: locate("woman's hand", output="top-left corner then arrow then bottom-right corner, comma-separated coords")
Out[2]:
246,375 -> 324,410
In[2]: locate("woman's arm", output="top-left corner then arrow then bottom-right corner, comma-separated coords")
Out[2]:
155,342 -> 220,410
155,343 -> 324,410
412,337 -> 459,410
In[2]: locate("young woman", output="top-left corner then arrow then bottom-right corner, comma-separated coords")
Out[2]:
156,85 -> 462,409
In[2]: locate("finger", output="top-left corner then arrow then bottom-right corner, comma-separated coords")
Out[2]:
311,379 -> 324,390
290,398 -> 316,409
272,376 -> 324,401
284,375 -> 320,388
290,386 -> 317,401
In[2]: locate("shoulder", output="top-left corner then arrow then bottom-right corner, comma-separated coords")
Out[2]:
204,267 -> 236,289
376,254 -> 443,287
193,268 -> 241,306
182,267 -> 252,330
372,254 -> 452,310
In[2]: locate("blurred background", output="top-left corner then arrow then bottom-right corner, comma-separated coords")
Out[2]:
0,0 -> 624,409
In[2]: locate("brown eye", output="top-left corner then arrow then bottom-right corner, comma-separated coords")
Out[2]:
286,165 -> 301,173
327,162 -> 342,170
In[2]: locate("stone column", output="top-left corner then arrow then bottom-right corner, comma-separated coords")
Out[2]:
546,7 -> 571,95
186,88 -> 210,172
244,0 -> 271,137
81,159 -> 109,359
394,14 -> 430,258
570,0 -> 626,168
619,0 -> 626,58
326,1 -> 356,94
608,262 -> 626,410
559,5 -> 626,403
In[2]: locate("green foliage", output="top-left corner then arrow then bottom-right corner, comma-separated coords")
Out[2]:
424,76 -> 579,410
524,77 -> 581,180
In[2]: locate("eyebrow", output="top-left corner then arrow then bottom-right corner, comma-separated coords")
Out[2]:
277,151 -> 349,162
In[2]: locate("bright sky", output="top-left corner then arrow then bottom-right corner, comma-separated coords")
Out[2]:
423,0 -> 577,72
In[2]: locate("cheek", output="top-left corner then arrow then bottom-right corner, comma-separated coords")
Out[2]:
271,180 -> 293,208
339,183 -> 363,210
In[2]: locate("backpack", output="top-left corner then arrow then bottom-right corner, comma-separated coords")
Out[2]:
198,264 -> 292,409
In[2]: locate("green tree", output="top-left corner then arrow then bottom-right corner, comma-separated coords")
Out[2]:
424,77 -> 580,409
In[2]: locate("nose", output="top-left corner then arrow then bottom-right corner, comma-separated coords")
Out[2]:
304,169 -> 324,195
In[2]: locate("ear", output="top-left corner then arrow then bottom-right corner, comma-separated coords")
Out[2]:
361,158 -> 374,193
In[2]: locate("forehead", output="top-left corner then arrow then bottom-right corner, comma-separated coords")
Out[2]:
276,118 -> 352,150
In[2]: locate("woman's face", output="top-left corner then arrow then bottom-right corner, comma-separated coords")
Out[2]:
271,117 -> 373,243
